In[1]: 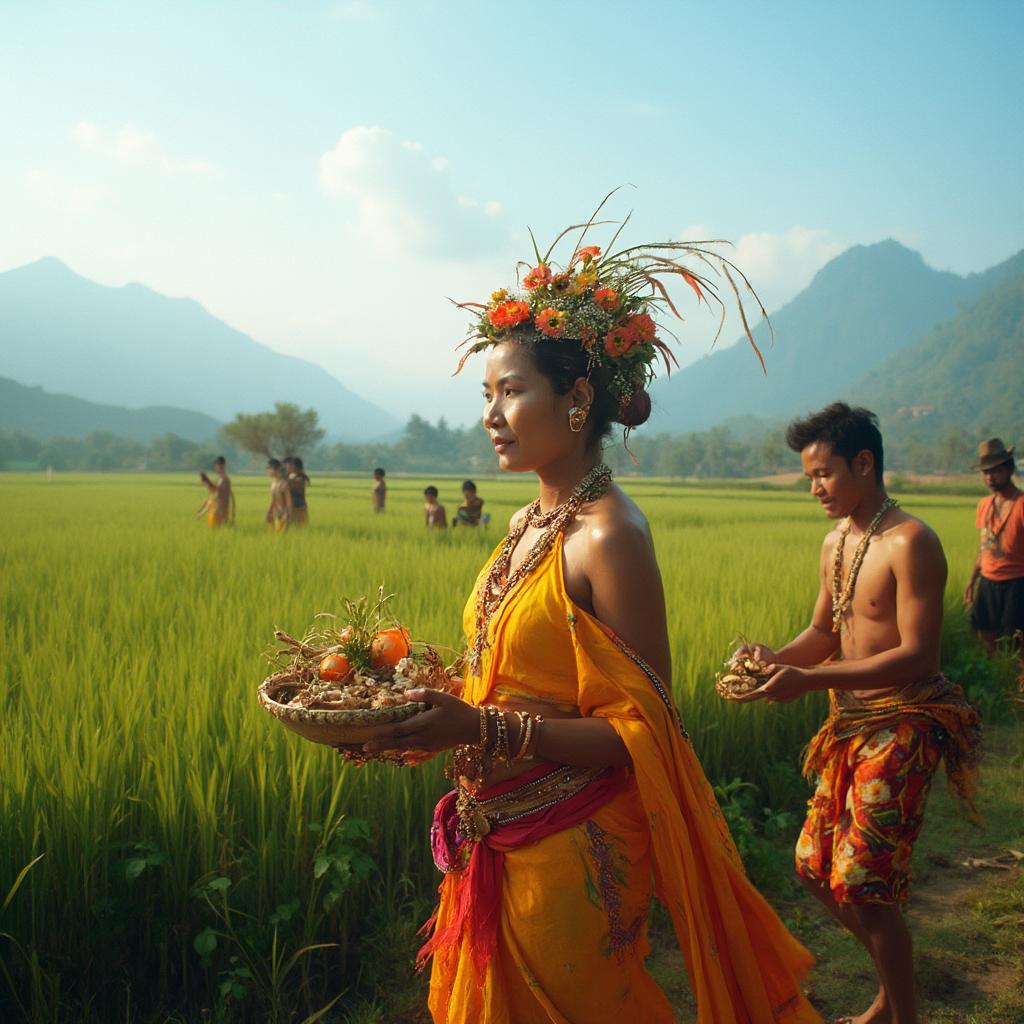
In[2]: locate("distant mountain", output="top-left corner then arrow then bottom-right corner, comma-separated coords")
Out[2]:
852,266 -> 1024,445
0,259 -> 400,442
0,376 -> 222,442
649,241 -> 1024,433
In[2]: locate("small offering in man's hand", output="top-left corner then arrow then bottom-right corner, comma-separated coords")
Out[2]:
715,650 -> 772,701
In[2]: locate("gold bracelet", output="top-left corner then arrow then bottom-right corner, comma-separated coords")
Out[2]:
494,709 -> 511,768
523,714 -> 543,761
511,710 -> 533,763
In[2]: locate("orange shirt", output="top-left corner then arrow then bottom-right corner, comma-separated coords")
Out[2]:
975,491 -> 1024,581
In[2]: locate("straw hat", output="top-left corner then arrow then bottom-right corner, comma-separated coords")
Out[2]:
975,438 -> 1015,471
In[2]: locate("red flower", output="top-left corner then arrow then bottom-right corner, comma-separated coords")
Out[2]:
488,300 -> 531,329
604,325 -> 634,356
593,287 -> 619,311
573,245 -> 601,264
535,307 -> 567,337
523,264 -> 553,290
626,312 -> 656,343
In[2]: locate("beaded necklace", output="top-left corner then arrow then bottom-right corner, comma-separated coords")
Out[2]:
468,463 -> 613,672
831,497 -> 898,634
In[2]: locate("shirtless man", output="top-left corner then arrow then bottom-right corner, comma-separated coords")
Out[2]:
372,467 -> 386,513
266,458 -> 293,531
197,456 -> 234,527
736,402 -> 979,1024
423,486 -> 447,529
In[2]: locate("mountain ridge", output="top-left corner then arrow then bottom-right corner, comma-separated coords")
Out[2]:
649,240 -> 1024,433
0,259 -> 400,442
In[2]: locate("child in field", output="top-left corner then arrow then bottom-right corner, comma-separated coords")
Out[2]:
452,479 -> 487,527
423,486 -> 447,529
196,456 -> 234,527
285,456 -> 311,528
372,467 -> 386,513
266,459 -> 293,531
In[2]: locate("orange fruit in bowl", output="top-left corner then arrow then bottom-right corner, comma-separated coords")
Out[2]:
370,628 -> 411,669
319,653 -> 352,682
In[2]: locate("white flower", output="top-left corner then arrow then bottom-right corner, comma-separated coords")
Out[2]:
859,728 -> 896,759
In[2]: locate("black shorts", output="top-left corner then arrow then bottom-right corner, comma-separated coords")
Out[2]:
971,575 -> 1024,635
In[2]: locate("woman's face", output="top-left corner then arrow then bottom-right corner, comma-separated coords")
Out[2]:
481,343 -> 583,473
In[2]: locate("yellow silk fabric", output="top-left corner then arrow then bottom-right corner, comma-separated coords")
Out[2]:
428,536 -> 821,1024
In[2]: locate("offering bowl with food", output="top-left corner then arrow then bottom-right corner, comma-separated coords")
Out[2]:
714,648 -> 773,701
257,589 -> 454,763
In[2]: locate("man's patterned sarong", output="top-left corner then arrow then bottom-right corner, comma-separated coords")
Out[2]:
797,676 -> 981,905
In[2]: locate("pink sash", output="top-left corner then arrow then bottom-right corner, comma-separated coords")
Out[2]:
418,763 -> 629,982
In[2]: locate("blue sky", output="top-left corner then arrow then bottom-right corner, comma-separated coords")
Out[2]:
1,0 -> 1021,424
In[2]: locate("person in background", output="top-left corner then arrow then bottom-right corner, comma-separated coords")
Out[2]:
423,486 -> 448,529
197,456 -> 234,528
372,467 -> 387,513
285,456 -> 311,528
964,437 -> 1024,679
453,479 -> 487,527
266,458 -> 293,531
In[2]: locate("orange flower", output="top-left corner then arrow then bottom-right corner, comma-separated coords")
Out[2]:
626,312 -> 656,343
593,286 -> 618,311
535,307 -> 567,337
604,325 -> 634,356
571,268 -> 598,294
489,300 -> 531,329
523,264 -> 553,290
574,245 -> 601,264
551,272 -> 572,292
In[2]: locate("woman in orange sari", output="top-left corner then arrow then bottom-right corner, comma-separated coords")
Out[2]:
363,215 -> 822,1024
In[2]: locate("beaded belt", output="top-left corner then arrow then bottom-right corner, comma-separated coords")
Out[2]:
455,764 -> 607,843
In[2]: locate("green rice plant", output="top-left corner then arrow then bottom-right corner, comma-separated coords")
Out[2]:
0,472 -> 996,1021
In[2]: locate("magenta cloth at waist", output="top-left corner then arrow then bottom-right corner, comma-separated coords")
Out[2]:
418,763 -> 629,983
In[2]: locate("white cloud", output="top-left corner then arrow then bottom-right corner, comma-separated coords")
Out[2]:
71,120 -> 101,148
679,224 -> 844,314
318,125 -> 506,258
70,121 -> 217,177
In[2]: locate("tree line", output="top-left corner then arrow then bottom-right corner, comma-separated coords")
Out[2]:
0,401 -> 997,479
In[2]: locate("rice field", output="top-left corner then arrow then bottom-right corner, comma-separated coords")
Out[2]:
0,472 -> 995,1022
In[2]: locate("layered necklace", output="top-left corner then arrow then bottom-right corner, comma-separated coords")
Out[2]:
831,497 -> 898,634
983,490 -> 1019,554
468,463 -> 613,672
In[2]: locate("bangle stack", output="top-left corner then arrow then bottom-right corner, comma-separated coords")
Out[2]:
451,706 -> 545,782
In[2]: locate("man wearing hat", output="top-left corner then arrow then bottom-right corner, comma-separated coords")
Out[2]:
964,438 -> 1024,660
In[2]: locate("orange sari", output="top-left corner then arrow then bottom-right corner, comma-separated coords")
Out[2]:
425,535 -> 821,1024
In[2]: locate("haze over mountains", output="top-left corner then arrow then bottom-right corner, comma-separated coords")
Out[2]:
1,243 -> 1021,452
0,259 -> 399,442
0,376 -> 221,442
649,240 -> 1024,435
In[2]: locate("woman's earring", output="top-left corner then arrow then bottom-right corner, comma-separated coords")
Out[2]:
568,406 -> 589,433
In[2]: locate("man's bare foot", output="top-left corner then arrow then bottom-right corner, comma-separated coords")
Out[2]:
834,986 -> 891,1024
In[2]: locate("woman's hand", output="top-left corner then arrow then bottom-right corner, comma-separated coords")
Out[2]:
361,688 -> 478,755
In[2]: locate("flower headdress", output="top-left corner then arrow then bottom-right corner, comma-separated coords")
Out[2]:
454,190 -> 769,414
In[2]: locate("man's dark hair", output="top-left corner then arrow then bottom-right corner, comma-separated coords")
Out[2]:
213,456 -> 226,466
374,467 -> 385,477
424,486 -> 439,498
785,402 -> 885,483
267,458 -> 283,471
462,480 -> 476,492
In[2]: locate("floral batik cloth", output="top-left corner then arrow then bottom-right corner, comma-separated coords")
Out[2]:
796,718 -> 944,904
